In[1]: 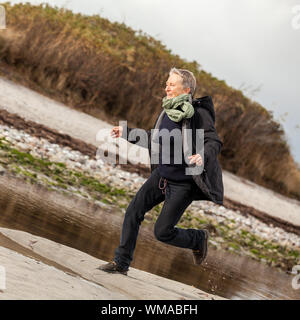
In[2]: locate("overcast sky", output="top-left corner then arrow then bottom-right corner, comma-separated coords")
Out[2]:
7,0 -> 300,164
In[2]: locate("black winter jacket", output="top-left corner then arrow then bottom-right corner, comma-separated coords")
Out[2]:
121,96 -> 224,205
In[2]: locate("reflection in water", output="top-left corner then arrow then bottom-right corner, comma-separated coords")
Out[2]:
0,181 -> 299,300
137,235 -> 298,300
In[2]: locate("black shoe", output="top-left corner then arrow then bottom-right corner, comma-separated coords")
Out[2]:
192,229 -> 210,265
96,261 -> 128,275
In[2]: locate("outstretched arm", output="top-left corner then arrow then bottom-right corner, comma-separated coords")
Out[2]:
119,125 -> 151,149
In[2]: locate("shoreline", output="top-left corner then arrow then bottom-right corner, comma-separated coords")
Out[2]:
0,107 -> 299,236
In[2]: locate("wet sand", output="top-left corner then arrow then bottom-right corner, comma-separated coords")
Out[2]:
0,227 -> 224,300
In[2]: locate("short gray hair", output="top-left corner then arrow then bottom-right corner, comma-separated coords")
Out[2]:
169,67 -> 197,97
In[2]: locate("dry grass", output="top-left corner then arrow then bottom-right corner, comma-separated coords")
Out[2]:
0,2 -> 299,201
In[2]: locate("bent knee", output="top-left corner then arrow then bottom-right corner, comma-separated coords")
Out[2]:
154,223 -> 174,242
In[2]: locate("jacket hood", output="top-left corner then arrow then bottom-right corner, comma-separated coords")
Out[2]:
192,96 -> 216,124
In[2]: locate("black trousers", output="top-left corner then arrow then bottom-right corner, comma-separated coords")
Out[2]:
114,167 -> 207,269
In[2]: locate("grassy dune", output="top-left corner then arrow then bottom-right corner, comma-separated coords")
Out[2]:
0,2 -> 299,201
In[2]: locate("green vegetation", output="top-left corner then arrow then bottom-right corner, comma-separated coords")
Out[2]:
175,203 -> 300,272
0,137 -> 131,206
0,135 -> 299,273
0,2 -> 299,201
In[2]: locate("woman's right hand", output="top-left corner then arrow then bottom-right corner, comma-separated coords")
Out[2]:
110,126 -> 123,138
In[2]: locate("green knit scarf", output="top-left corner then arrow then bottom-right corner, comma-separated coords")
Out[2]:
162,93 -> 194,122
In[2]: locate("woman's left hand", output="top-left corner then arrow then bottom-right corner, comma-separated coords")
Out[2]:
188,154 -> 203,166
